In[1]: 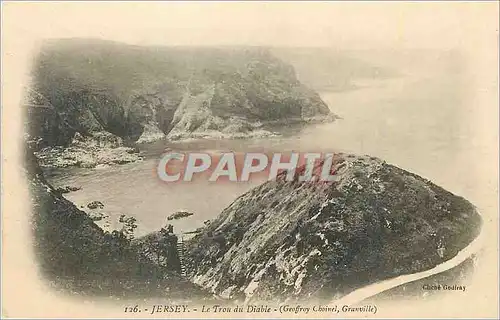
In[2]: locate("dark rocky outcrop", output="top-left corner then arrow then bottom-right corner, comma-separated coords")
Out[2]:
132,226 -> 182,273
184,153 -> 482,303
25,39 -> 336,155
26,147 -> 211,300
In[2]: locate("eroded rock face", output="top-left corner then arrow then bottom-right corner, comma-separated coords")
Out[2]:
185,154 -> 482,303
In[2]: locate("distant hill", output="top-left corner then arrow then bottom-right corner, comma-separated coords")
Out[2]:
272,47 -> 397,92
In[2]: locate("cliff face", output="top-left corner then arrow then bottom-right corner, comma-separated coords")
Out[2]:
26,39 -> 334,149
185,154 -> 482,303
26,148 -> 210,299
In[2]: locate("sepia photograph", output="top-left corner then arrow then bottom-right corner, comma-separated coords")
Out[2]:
1,1 -> 499,318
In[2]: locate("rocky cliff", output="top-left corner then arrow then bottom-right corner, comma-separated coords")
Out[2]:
185,153 -> 482,303
26,39 -> 335,154
26,147 -> 210,299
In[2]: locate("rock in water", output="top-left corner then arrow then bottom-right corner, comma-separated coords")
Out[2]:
185,153 -> 482,303
87,200 -> 104,210
167,210 -> 195,221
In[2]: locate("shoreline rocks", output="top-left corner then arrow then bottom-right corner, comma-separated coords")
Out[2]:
34,131 -> 143,169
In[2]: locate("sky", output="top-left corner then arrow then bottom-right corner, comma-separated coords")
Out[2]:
2,1 -> 498,50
